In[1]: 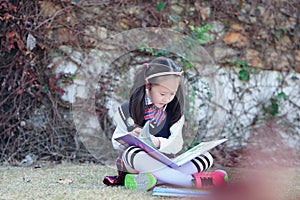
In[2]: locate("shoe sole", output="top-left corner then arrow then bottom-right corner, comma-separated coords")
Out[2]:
124,173 -> 157,191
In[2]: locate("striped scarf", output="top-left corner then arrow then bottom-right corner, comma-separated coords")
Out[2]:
144,104 -> 166,126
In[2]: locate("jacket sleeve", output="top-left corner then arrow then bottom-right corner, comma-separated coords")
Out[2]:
111,107 -> 130,150
156,115 -> 184,154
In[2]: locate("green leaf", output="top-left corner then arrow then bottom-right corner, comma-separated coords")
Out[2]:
236,60 -> 247,68
264,98 -> 280,117
277,92 -> 286,100
238,69 -> 250,81
206,92 -> 212,98
269,100 -> 279,116
156,2 -> 166,11
189,24 -> 212,44
188,25 -> 195,31
41,85 -> 49,93
186,61 -> 194,69
71,74 -> 76,80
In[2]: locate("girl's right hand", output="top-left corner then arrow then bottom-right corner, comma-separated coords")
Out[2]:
131,127 -> 142,137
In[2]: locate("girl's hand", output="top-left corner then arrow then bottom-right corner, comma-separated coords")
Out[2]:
131,127 -> 142,137
150,135 -> 161,149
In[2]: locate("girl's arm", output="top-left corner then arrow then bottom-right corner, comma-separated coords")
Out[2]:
111,109 -> 131,150
155,115 -> 185,154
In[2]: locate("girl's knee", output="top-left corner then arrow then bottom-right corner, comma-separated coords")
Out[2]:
203,151 -> 214,168
122,147 -> 145,170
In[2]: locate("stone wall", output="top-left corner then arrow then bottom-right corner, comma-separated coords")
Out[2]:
40,0 -> 299,163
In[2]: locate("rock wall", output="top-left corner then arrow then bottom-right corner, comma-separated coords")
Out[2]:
40,0 -> 299,163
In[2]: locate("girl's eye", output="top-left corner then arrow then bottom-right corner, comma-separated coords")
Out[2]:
160,93 -> 165,96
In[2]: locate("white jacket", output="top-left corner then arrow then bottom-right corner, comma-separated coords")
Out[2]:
111,108 -> 184,154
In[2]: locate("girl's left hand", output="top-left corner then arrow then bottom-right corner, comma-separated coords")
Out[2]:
131,127 -> 142,137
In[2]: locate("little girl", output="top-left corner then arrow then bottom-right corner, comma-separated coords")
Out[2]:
103,57 -> 228,190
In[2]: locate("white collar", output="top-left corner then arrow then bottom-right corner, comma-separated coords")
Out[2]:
145,95 -> 153,105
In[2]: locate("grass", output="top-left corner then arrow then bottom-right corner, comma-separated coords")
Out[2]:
0,163 -> 299,200
0,163 -> 162,200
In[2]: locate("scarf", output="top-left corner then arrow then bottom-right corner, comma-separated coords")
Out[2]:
144,104 -> 166,126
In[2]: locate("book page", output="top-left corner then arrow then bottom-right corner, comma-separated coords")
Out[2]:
172,139 -> 227,166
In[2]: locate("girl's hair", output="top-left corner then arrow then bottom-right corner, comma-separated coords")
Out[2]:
129,56 -> 184,126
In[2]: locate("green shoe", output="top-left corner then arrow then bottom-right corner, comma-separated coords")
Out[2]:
124,173 -> 157,191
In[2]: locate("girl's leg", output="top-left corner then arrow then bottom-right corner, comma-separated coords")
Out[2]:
122,147 -> 213,187
178,152 -> 214,174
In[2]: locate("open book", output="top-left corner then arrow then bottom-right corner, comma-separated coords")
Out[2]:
114,121 -> 227,169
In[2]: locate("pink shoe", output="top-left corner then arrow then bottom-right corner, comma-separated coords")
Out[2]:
192,170 -> 228,189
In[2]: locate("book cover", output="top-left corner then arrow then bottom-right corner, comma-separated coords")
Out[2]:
114,132 -> 179,168
152,186 -> 210,197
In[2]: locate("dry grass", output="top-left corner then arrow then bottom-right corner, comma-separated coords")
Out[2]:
0,163 -> 164,200
224,167 -> 300,200
0,163 -> 299,200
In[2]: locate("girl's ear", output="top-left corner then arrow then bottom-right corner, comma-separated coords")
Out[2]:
145,81 -> 150,89
146,88 -> 150,97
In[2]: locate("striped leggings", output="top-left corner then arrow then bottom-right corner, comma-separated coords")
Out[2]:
121,146 -> 213,188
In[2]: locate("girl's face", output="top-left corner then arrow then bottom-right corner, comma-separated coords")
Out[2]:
148,76 -> 180,108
